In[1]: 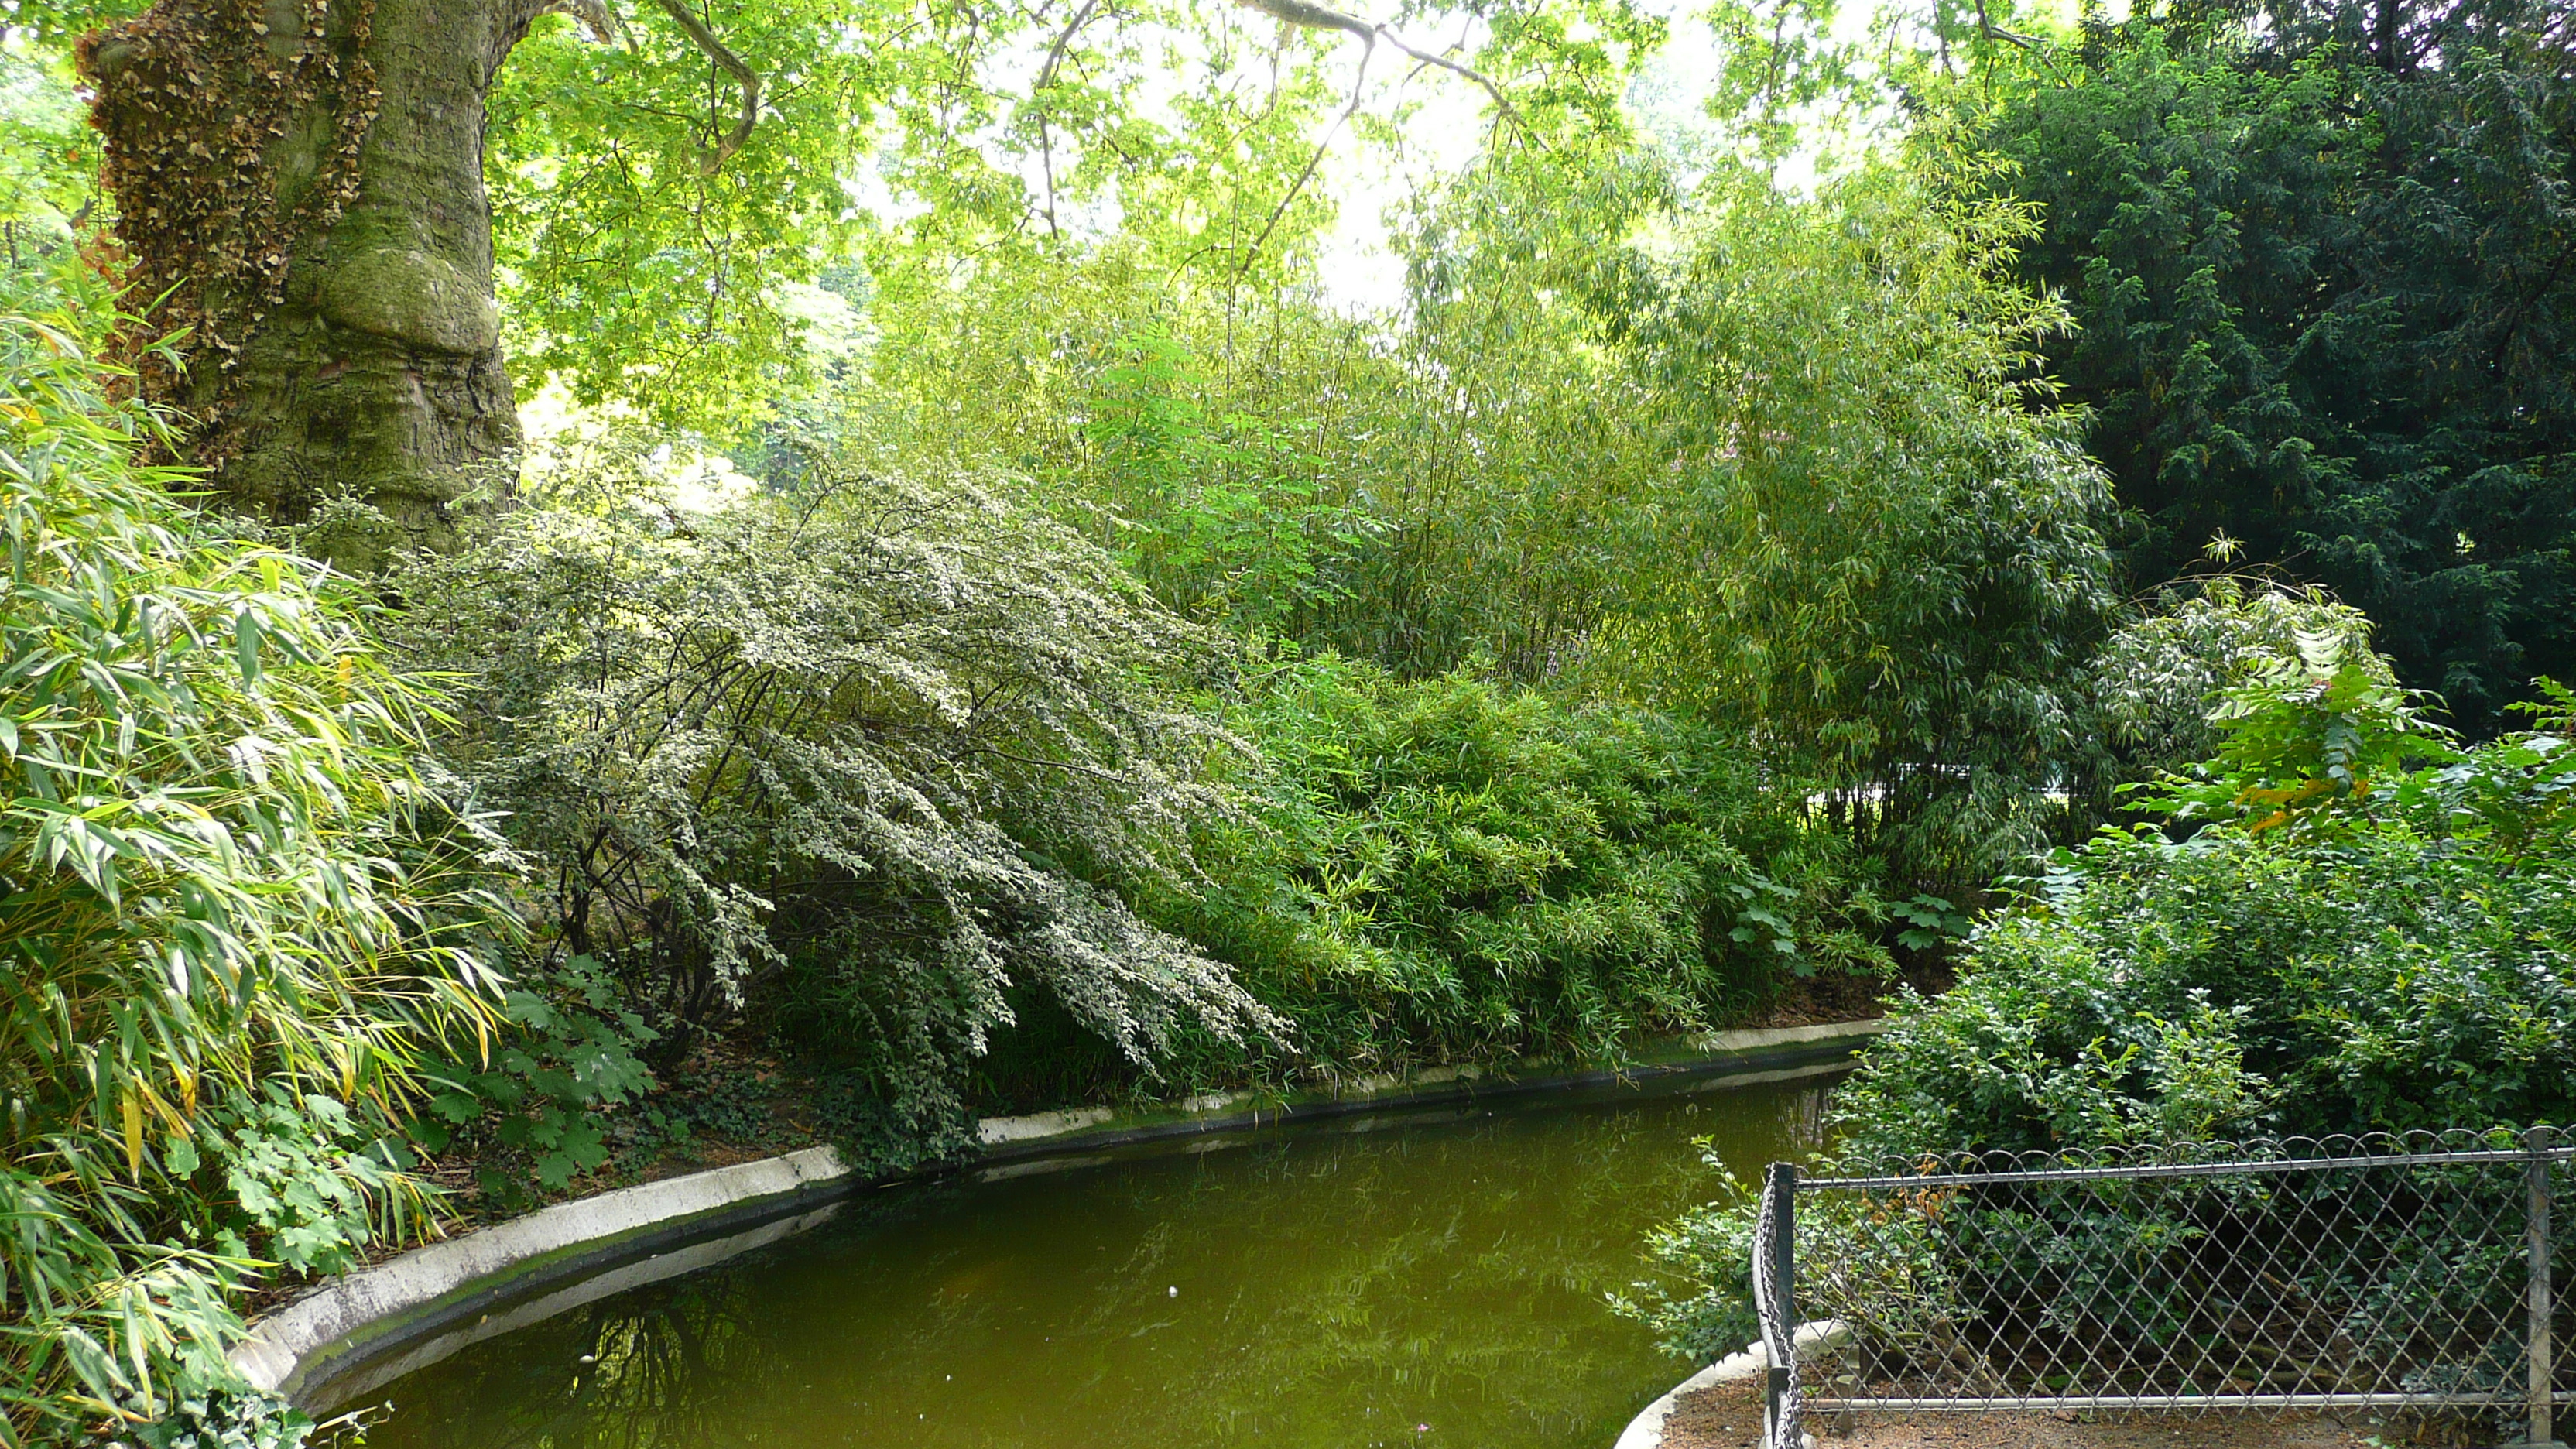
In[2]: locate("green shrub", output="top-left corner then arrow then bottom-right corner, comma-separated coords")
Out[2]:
1619,640 -> 2576,1365
1622,816 -> 2576,1361
406,955 -> 658,1211
1838,829 -> 2576,1156
388,449 -> 1283,1168
0,313 -> 500,1437
2078,571 -> 2387,807
1837,632 -> 2571,1160
1149,656 -> 1891,1078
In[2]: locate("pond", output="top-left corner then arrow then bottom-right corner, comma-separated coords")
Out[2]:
345,1070 -> 1835,1449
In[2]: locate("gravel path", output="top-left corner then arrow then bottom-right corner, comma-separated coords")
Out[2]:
1656,1374 -> 2420,1449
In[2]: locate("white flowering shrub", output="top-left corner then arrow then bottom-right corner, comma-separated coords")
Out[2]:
392,454 -> 1283,1159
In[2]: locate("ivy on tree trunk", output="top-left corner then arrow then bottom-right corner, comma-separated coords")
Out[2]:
82,0 -> 537,554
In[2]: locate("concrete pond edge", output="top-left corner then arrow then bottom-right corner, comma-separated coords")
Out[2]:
1612,1321 -> 1851,1449
235,1017 -> 1887,1410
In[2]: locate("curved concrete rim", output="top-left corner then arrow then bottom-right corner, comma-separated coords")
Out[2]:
1614,1321 -> 1849,1449
240,1018 -> 1886,1410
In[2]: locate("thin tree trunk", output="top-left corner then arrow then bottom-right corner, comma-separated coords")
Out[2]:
82,0 -> 539,559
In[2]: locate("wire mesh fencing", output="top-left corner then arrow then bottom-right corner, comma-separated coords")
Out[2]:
1752,1128 -> 2574,1448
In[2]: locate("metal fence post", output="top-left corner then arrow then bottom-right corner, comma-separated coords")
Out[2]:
1761,1162 -> 1799,1449
1771,1161 -> 1800,1340
2532,1126 -> 2557,1447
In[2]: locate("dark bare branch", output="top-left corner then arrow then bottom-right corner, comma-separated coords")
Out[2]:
1240,28 -> 1373,274
1230,0 -> 1532,132
1036,0 -> 1108,88
1033,0 -> 1107,238
649,0 -> 762,173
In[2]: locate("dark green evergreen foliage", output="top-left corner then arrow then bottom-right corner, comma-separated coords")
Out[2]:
1975,2 -> 2576,732
1147,656 -> 1893,1077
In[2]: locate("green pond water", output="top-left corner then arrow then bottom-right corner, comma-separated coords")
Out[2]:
351,1072 -> 1834,1449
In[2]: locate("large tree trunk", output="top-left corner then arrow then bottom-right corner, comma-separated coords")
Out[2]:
81,0 -> 540,556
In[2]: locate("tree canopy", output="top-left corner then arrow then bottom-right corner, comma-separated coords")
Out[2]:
1966,0 -> 2576,734
6,0 -> 2576,1437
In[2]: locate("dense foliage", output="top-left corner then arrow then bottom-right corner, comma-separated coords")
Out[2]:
841,149 -> 2126,892
1147,657 -> 1897,1078
2084,571 -> 2385,785
1971,1 -> 2576,733
387,450 -> 1282,1166
1834,676 -> 2576,1161
0,311 -> 500,1439
8,0 -> 2572,1431
831,221 -> 1675,682
1621,624 -> 2576,1362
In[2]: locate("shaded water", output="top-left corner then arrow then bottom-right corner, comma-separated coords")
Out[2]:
355,1072 -> 1834,1449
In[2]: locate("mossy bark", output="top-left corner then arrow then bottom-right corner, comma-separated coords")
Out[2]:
84,0 -> 542,557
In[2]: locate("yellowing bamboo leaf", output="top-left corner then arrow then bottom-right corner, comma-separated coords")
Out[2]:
121,1091 -> 143,1179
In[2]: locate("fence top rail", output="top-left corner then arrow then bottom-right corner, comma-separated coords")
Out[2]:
1796,1126 -> 2574,1191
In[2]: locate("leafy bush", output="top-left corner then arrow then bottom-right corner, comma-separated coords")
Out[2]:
1610,1153 -> 1767,1362
1149,656 -> 1891,1077
407,956 -> 658,1211
389,449 -> 1283,1166
1619,629 -> 2576,1365
2083,571 -> 2386,792
1833,625 -> 2572,1156
1837,831 -> 2575,1156
0,313 -> 499,1437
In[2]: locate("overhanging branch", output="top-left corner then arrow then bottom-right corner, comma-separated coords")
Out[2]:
535,0 -> 622,43
1230,0 -> 1532,133
1225,0 -> 1535,276
650,0 -> 762,173
1969,0 -> 2068,84
1241,27 -> 1374,273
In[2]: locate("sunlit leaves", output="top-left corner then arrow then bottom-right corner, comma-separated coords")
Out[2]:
385,447 -> 1284,1143
478,0 -> 1665,432
486,0 -> 879,431
0,309 -> 502,1436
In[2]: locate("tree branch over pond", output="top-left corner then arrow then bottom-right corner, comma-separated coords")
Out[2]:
648,0 -> 762,173
1231,0 -> 1529,128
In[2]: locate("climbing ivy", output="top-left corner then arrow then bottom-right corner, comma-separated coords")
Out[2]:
77,0 -> 378,443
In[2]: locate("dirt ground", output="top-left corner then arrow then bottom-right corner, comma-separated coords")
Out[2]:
1658,1374 -> 2419,1449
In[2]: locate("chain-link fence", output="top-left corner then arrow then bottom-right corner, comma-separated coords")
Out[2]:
1751,1128 -> 2574,1448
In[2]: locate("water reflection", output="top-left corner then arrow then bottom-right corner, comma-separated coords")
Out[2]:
361,1074 -> 1832,1449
